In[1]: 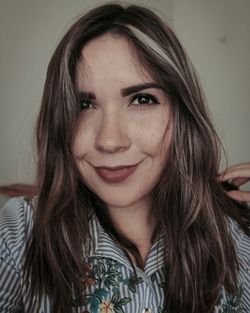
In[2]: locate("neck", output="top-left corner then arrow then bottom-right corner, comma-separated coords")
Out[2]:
107,197 -> 156,265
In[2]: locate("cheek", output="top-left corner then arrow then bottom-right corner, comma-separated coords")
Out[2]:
71,117 -> 96,158
134,112 -> 172,156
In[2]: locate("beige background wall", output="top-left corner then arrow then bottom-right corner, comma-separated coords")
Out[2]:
0,0 -> 249,199
172,0 -> 250,167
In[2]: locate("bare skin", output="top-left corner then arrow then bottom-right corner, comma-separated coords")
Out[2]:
219,162 -> 250,202
108,196 -> 156,266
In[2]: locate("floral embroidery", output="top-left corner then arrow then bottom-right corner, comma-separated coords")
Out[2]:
99,300 -> 115,313
217,286 -> 243,313
81,262 -> 97,288
110,292 -> 131,313
127,272 -> 143,293
158,304 -> 167,313
73,258 -> 134,312
158,286 -> 244,313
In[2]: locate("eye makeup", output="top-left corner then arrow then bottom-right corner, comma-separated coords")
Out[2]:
129,93 -> 160,106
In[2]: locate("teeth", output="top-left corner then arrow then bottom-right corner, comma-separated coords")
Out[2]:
115,168 -> 130,172
106,167 -> 130,172
114,168 -> 127,171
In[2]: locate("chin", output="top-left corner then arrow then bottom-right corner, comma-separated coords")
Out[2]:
97,193 -> 145,210
102,198 -> 137,209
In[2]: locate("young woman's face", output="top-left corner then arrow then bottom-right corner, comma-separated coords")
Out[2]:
72,33 -> 172,211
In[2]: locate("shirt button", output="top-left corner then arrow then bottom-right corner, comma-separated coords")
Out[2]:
142,309 -> 152,313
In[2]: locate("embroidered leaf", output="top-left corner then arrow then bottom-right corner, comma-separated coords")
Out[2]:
128,282 -> 136,293
78,258 -> 134,312
96,296 -> 103,303
92,264 -> 98,275
104,277 -> 118,288
118,297 -> 131,306
159,304 -> 168,313
71,295 -> 90,307
128,272 -> 143,293
130,273 -> 143,284
99,262 -> 106,274
108,270 -> 120,276
217,287 -> 243,313
111,292 -> 120,303
114,306 -> 125,313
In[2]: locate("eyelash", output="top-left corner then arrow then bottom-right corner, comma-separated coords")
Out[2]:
79,93 -> 159,111
129,93 -> 160,106
79,98 -> 95,111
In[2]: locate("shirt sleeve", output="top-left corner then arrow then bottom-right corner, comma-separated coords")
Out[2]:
239,232 -> 250,312
0,197 -> 33,312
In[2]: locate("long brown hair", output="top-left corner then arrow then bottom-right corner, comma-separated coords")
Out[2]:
24,3 -> 250,313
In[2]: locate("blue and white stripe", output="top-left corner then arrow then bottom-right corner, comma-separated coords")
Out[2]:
0,197 -> 250,313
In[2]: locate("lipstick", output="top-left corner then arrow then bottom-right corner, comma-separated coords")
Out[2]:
95,164 -> 138,183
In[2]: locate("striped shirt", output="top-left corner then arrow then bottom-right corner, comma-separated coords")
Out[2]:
0,197 -> 250,313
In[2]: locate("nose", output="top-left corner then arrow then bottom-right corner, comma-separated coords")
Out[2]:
95,112 -> 131,153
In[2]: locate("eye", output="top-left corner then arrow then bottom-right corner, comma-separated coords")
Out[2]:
79,97 -> 96,111
129,93 -> 160,106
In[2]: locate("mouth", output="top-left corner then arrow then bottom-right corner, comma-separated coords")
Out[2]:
94,163 -> 140,183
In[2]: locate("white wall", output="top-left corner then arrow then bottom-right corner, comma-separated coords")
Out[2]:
0,0 -> 249,191
172,0 -> 250,167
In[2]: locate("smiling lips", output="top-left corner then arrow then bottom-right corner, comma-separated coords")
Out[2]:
94,164 -> 139,183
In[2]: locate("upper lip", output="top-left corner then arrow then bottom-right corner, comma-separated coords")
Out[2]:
94,163 -> 140,171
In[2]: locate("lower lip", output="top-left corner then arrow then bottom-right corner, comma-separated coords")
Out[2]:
95,165 -> 138,183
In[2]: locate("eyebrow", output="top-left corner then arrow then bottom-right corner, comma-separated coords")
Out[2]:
79,91 -> 96,100
78,82 -> 164,99
121,82 -> 164,96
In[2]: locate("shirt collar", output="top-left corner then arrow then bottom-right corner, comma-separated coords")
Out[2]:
87,212 -> 165,275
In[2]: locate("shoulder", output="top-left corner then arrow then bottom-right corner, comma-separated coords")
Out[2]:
0,196 -> 34,238
0,197 -> 34,268
0,197 -> 35,311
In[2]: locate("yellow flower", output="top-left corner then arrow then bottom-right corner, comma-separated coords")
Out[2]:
99,300 -> 115,313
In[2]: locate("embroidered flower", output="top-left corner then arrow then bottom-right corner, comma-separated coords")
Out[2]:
83,277 -> 96,286
75,258 -> 132,312
99,300 -> 115,313
83,262 -> 92,272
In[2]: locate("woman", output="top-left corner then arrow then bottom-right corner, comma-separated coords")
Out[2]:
0,4 -> 249,313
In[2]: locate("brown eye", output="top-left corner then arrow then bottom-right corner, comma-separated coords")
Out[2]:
130,93 -> 159,106
79,98 -> 95,111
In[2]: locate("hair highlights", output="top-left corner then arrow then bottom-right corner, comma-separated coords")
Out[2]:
24,4 -> 250,313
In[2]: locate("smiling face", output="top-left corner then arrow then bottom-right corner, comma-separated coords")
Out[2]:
72,33 -> 172,212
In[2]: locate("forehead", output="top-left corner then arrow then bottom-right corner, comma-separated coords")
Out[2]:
76,33 -> 152,88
